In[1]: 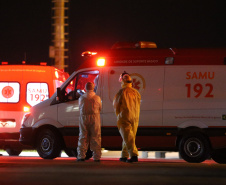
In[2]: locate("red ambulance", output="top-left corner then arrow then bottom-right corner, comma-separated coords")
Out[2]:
0,63 -> 69,155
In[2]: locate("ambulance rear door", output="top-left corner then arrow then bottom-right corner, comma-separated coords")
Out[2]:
57,69 -> 101,127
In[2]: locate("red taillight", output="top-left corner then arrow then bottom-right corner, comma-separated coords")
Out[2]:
23,106 -> 30,112
55,71 -> 59,79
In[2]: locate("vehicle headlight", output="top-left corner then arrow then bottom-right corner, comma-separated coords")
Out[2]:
21,113 -> 31,126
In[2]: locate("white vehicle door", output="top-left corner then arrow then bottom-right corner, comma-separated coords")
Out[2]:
57,70 -> 101,127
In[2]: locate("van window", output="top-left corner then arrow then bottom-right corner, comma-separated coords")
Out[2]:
63,70 -> 99,101
76,71 -> 99,93
26,83 -> 49,106
0,82 -> 20,103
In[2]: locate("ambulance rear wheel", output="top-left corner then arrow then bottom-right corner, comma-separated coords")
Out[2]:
6,148 -> 22,156
36,129 -> 62,159
211,148 -> 226,164
179,134 -> 210,163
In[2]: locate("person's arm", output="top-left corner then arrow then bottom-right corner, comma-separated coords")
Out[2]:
98,96 -> 102,111
113,90 -> 123,115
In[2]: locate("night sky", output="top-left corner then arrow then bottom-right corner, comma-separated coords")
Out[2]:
0,0 -> 225,74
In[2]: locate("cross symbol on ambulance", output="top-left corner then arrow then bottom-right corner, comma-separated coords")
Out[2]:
130,73 -> 146,93
132,78 -> 141,90
2,86 -> 14,98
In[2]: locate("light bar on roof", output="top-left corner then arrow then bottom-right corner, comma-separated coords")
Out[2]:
111,41 -> 157,49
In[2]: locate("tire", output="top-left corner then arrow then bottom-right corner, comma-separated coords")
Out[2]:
36,129 -> 62,159
6,148 -> 22,156
179,134 -> 210,163
211,148 -> 226,164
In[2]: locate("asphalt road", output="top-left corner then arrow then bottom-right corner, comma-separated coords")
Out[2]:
0,156 -> 226,185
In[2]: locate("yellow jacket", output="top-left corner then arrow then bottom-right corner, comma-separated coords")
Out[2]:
113,82 -> 141,125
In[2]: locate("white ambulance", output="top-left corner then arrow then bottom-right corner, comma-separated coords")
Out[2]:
0,63 -> 69,155
19,42 -> 226,163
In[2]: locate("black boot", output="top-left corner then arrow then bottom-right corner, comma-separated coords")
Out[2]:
126,156 -> 138,163
76,159 -> 85,162
119,157 -> 127,162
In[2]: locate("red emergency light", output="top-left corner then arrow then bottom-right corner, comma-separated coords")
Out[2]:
40,62 -> 47,66
97,58 -> 105,67
81,51 -> 97,57
1,61 -> 8,65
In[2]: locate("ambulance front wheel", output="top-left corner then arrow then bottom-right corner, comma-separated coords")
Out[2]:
211,148 -> 226,164
179,134 -> 210,163
36,128 -> 62,159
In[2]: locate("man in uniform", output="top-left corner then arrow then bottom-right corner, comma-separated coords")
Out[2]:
113,72 -> 141,162
77,82 -> 102,162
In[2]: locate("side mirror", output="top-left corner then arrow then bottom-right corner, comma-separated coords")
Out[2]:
57,87 -> 63,102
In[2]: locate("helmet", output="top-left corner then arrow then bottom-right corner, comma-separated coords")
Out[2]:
123,75 -> 132,83
85,82 -> 95,91
119,71 -> 132,83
